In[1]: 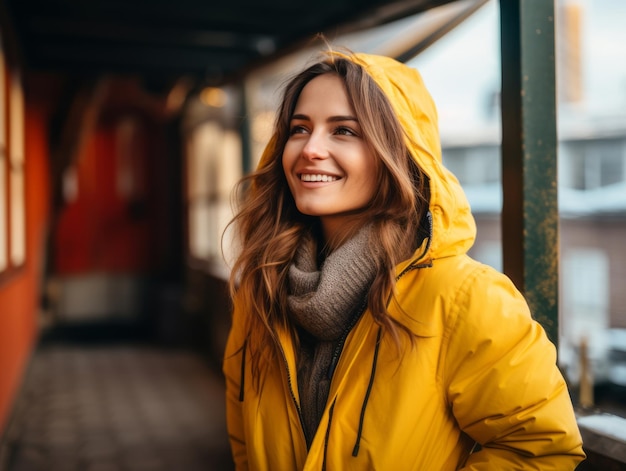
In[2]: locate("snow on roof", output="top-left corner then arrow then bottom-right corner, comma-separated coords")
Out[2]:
461,180 -> 626,216
577,413 -> 626,443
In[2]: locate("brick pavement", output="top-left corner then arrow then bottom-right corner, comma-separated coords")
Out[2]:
2,345 -> 234,471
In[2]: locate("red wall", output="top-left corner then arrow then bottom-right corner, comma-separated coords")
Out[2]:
1,77 -> 171,433
0,100 -> 50,432
54,114 -> 165,275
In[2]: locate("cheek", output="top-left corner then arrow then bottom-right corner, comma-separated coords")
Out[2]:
281,153 -> 297,193
361,180 -> 379,203
281,150 -> 293,177
282,143 -> 297,171
357,153 -> 379,188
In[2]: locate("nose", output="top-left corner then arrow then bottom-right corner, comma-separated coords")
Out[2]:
301,132 -> 329,160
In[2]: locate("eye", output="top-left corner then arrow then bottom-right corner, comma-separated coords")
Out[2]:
289,124 -> 309,136
334,126 -> 357,137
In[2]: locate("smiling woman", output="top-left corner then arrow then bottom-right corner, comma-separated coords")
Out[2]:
223,50 -> 585,470
282,74 -> 378,247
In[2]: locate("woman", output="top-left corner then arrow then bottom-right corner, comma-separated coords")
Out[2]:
223,51 -> 585,470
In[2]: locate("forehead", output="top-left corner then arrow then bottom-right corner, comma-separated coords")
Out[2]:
293,74 -> 353,113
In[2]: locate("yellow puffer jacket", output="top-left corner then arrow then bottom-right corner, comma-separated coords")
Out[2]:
223,53 -> 585,470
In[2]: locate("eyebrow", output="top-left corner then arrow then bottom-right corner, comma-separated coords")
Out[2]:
290,113 -> 358,123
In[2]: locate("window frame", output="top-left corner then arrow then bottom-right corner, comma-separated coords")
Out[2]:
0,47 -> 27,283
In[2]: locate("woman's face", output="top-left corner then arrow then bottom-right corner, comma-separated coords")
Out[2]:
282,73 -> 378,243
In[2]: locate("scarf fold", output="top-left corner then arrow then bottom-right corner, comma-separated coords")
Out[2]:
287,225 -> 379,447
287,225 -> 379,340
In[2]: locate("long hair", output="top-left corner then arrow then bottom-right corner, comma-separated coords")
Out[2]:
228,52 -> 429,382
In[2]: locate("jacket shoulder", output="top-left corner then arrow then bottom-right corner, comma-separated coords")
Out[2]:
393,255 -> 508,336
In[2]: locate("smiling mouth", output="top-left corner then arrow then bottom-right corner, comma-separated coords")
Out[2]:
299,174 -> 339,182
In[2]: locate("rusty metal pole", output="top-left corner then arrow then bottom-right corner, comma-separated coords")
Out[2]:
499,1 -> 559,346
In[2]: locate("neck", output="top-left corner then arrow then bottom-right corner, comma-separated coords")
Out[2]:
321,215 -> 369,252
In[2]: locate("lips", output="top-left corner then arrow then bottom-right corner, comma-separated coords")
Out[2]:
299,173 -> 339,182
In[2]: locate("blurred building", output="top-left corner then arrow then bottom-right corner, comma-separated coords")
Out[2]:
408,0 -> 626,387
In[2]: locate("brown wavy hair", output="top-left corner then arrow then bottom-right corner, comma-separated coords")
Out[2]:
227,52 -> 429,381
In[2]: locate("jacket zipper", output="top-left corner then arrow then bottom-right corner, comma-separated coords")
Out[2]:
327,299 -> 368,380
323,212 -> 434,459
397,210 -> 434,279
277,341 -> 307,444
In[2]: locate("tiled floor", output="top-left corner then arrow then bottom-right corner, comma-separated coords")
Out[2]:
2,345 -> 234,471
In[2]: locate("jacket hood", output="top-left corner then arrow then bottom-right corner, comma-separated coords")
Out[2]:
260,51 -> 476,263
348,53 -> 476,263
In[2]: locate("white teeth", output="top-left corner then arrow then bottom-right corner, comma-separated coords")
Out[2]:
301,174 -> 338,182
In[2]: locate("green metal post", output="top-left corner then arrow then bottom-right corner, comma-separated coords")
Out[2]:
499,1 -> 559,346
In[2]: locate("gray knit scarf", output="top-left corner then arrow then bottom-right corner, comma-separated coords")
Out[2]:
287,225 -> 379,447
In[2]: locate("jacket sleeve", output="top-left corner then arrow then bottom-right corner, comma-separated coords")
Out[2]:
222,304 -> 249,471
443,265 -> 585,470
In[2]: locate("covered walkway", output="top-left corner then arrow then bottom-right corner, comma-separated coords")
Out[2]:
1,339 -> 233,471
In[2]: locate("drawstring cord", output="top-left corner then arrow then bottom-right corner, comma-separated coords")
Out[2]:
352,327 -> 382,457
238,212 -> 433,453
322,399 -> 337,471
351,211 -> 432,456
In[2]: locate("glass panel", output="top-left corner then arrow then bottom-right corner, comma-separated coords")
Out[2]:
597,140 -> 623,187
9,69 -> 25,266
0,47 -> 6,272
186,121 -> 242,267
560,142 -> 586,190
557,0 -> 626,413
560,249 -> 610,386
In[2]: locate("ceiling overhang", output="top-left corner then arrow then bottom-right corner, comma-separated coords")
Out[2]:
2,0 -> 465,84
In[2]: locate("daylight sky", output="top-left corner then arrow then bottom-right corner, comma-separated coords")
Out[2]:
409,0 -> 626,135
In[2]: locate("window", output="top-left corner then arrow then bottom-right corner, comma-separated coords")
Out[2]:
595,140 -> 625,187
186,120 -> 242,272
9,69 -> 25,267
561,142 -> 585,190
187,121 -> 221,261
0,47 -> 27,276
563,139 -> 625,190
442,145 -> 500,186
0,47 -> 6,272
560,248 -> 610,385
